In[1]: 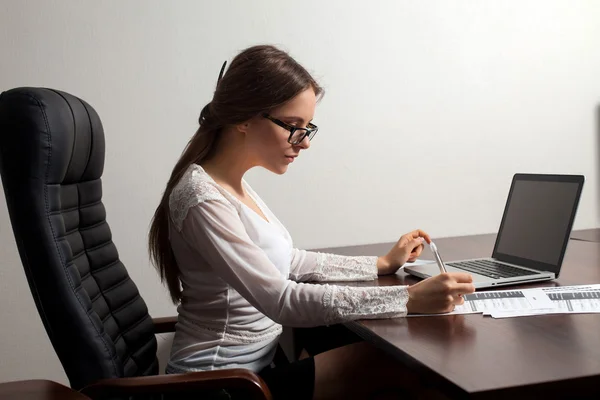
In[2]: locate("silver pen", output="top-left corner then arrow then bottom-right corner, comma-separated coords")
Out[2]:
429,242 -> 447,274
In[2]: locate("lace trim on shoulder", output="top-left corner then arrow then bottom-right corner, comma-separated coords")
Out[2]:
310,253 -> 378,282
322,284 -> 409,324
169,165 -> 230,231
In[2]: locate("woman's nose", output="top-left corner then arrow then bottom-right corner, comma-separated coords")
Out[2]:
297,135 -> 311,149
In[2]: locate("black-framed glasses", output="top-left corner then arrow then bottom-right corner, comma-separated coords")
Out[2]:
262,113 -> 319,145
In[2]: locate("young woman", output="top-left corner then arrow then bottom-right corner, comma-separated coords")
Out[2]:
149,45 -> 475,399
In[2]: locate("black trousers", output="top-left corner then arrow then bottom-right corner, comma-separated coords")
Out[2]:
258,324 -> 363,400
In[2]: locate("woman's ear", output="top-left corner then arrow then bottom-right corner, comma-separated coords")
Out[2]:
236,120 -> 251,134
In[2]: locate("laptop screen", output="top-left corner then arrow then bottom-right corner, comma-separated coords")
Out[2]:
492,174 -> 584,275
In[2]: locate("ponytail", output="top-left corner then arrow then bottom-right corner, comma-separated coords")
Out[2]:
148,102 -> 221,304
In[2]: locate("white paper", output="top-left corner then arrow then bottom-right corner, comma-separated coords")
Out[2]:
541,284 -> 600,293
404,273 -> 600,318
409,288 -> 555,317
491,285 -> 600,318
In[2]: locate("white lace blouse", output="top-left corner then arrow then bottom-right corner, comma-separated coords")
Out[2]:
166,164 -> 409,373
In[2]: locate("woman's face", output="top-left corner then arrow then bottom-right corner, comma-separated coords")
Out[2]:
243,88 -> 317,174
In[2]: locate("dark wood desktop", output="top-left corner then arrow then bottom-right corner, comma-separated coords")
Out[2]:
571,228 -> 600,243
314,231 -> 600,399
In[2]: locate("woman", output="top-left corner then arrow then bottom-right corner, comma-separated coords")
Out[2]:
149,44 -> 475,399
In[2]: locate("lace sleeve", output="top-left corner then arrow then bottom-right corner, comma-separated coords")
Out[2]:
323,284 -> 409,324
177,201 -> 408,327
289,249 -> 378,282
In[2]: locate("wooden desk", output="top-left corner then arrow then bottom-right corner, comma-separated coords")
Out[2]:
571,228 -> 600,243
316,235 -> 600,399
0,380 -> 89,399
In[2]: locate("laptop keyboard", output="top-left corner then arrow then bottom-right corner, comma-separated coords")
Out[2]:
447,259 -> 541,279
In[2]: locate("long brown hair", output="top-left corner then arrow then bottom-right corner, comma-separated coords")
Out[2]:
149,45 -> 323,303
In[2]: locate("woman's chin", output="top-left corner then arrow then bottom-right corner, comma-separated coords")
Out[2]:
263,164 -> 289,175
275,165 -> 289,175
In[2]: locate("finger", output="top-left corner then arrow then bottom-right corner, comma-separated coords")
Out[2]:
407,255 -> 421,262
454,295 -> 465,306
410,229 -> 431,244
409,237 -> 425,252
410,244 -> 424,258
445,303 -> 456,313
447,272 -> 474,283
407,253 -> 420,262
449,283 -> 476,295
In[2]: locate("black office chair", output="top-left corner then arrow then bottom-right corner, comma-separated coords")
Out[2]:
0,87 -> 271,400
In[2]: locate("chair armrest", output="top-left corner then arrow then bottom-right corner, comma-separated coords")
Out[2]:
0,380 -> 90,399
152,316 -> 178,333
80,369 -> 272,400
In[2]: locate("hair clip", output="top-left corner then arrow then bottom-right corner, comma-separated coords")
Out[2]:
217,61 -> 227,84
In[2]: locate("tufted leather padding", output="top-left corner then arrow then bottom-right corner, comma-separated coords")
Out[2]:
0,88 -> 158,390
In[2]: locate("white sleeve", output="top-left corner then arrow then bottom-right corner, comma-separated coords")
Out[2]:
289,249 -> 378,283
179,200 -> 409,327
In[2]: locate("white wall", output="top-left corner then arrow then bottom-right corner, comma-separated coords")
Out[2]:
1,0 -> 599,385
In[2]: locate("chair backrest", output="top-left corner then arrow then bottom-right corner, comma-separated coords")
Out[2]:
0,88 -> 158,390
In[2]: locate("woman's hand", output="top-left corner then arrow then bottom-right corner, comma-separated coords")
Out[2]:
406,272 -> 476,314
377,229 -> 431,275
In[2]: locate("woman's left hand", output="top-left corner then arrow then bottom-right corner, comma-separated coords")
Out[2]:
377,229 -> 431,275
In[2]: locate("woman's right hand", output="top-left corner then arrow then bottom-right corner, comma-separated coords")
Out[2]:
406,272 -> 476,314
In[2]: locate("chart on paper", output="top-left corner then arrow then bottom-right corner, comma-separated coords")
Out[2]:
409,288 -> 553,317
408,285 -> 600,318
461,290 -> 553,312
491,285 -> 600,318
547,290 -> 600,311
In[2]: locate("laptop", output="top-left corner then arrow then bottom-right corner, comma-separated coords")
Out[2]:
404,173 -> 584,288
